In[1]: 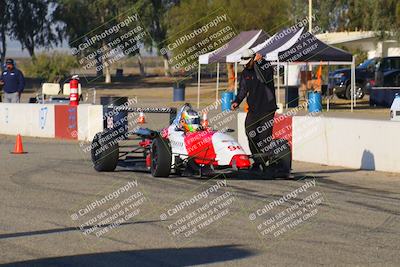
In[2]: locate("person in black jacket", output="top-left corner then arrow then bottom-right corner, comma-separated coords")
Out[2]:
231,49 -> 277,170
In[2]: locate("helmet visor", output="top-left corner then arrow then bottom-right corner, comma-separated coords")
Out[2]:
185,117 -> 200,125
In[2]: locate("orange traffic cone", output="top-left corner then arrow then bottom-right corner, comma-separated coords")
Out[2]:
201,112 -> 209,128
11,134 -> 26,154
138,112 -> 146,124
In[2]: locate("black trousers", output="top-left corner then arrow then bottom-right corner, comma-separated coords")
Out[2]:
245,111 -> 275,164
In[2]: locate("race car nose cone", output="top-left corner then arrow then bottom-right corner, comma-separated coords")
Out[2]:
230,154 -> 251,169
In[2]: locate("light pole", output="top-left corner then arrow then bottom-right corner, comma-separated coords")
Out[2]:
308,0 -> 313,72
309,0 -> 312,33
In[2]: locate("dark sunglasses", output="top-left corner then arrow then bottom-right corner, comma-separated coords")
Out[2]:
241,56 -> 254,60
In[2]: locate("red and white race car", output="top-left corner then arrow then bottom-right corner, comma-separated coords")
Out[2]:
91,104 -> 291,178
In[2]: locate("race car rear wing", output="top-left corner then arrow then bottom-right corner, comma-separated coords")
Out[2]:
113,106 -> 178,124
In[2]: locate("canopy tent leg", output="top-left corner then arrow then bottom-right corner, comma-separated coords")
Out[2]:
327,62 -> 330,111
351,56 -> 355,112
353,56 -> 357,108
197,63 -> 201,109
216,63 -> 220,102
285,62 -> 289,109
305,62 -> 309,110
277,59 -> 281,113
234,62 -> 238,95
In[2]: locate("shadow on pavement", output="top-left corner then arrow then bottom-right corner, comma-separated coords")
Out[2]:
127,170 -> 327,181
203,171 -> 325,181
292,168 -> 363,175
0,245 -> 255,267
115,160 -> 328,181
0,220 -> 158,240
314,179 -> 400,200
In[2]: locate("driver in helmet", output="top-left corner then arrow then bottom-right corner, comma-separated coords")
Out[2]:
179,108 -> 201,133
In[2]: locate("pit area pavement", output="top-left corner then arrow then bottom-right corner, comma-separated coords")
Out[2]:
0,135 -> 399,266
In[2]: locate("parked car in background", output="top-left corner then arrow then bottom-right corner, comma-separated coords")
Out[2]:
374,57 -> 400,87
367,70 -> 400,89
368,69 -> 400,107
329,58 -> 377,100
383,70 -> 400,87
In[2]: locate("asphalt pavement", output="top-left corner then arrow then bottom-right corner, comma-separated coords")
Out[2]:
0,135 -> 399,266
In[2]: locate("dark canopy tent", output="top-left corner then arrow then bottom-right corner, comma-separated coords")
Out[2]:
254,27 -> 352,62
255,27 -> 355,111
277,31 -> 352,62
199,29 -> 269,64
197,29 -> 269,107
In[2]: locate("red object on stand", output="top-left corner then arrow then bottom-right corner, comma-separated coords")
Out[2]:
69,77 -> 79,106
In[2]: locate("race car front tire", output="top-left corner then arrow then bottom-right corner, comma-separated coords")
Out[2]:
91,130 -> 119,172
151,137 -> 171,177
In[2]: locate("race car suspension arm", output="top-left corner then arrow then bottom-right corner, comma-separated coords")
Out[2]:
118,146 -> 146,158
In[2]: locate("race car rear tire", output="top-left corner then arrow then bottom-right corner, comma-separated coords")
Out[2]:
91,130 -> 119,172
151,137 -> 171,177
269,139 -> 292,178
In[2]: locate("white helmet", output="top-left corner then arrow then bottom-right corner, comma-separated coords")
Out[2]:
180,107 -> 200,132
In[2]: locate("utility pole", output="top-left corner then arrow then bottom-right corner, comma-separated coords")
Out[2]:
308,0 -> 313,72
309,0 -> 312,33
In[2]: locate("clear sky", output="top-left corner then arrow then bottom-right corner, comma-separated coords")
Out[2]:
5,36 -> 71,58
5,36 -> 154,58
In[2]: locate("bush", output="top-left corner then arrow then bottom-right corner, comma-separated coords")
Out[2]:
21,52 -> 79,82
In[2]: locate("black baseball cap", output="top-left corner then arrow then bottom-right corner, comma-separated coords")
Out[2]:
5,58 -> 14,65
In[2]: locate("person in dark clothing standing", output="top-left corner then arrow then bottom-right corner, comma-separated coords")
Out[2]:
0,58 -> 25,103
231,49 -> 277,170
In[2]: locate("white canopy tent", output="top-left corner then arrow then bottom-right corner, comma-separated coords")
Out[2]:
196,29 -> 269,108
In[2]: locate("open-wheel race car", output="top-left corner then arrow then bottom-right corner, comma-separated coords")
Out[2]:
91,103 -> 292,178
